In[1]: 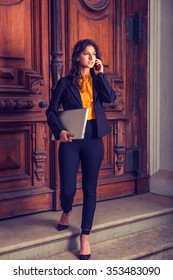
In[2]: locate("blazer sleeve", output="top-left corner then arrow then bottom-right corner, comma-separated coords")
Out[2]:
95,72 -> 116,103
46,78 -> 66,140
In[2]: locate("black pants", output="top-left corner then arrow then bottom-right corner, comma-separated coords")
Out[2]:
58,120 -> 104,232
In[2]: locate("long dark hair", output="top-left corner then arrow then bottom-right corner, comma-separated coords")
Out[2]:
69,39 -> 101,87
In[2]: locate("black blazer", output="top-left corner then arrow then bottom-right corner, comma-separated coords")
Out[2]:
46,72 -> 116,140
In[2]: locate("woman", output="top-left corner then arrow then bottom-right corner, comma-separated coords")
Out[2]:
46,39 -> 116,260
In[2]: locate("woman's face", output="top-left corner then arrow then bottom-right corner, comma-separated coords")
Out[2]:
77,45 -> 96,69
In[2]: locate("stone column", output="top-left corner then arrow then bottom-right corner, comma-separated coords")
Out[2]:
149,0 -> 173,197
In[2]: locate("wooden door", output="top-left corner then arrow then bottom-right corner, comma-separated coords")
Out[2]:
0,0 -> 51,219
0,0 -> 148,219
52,0 -> 149,209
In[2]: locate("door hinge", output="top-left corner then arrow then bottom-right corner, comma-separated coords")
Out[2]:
126,148 -> 141,174
126,14 -> 142,42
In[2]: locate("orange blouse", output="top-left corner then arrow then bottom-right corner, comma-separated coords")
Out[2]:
79,73 -> 96,120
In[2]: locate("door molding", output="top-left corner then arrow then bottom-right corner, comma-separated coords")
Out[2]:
149,0 -> 161,175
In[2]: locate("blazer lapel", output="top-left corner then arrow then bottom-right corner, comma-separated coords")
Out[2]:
92,76 -> 98,102
71,86 -> 82,105
68,80 -> 82,106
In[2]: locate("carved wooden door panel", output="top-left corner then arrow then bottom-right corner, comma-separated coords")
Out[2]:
53,0 -> 148,209
0,0 -> 51,219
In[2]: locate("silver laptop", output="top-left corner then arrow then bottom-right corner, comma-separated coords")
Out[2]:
52,108 -> 89,140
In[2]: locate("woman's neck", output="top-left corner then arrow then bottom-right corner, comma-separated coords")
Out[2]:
80,68 -> 90,76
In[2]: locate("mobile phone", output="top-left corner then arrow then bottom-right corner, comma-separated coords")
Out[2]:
94,63 -> 99,70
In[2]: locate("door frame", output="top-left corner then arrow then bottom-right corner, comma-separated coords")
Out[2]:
49,0 -> 149,210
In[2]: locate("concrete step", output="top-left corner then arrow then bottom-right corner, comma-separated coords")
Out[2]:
0,193 -> 173,260
44,222 -> 173,260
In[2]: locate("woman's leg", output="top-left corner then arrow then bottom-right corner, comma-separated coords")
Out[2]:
80,137 -> 104,232
57,211 -> 72,230
80,230 -> 91,259
79,137 -> 103,258
58,141 -> 80,213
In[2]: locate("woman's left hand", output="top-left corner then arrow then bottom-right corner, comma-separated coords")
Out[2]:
93,59 -> 104,75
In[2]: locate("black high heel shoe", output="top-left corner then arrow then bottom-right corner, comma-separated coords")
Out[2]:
57,224 -> 69,231
79,233 -> 91,260
79,253 -> 91,260
57,211 -> 71,231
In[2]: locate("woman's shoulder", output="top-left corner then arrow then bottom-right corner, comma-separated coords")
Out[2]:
58,75 -> 72,86
54,75 -> 71,90
58,75 -> 70,82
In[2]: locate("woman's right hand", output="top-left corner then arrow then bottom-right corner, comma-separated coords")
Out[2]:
60,130 -> 75,142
